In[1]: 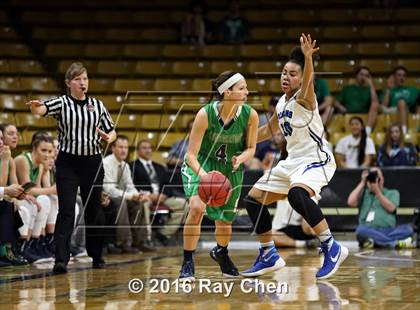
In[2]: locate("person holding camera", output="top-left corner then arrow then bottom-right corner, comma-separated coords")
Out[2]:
347,168 -> 414,248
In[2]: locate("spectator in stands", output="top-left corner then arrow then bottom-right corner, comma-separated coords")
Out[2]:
314,77 -> 334,126
219,0 -> 249,44
167,119 -> 194,169
181,0 -> 214,45
335,116 -> 376,168
272,200 -> 317,248
334,66 -> 379,135
377,124 -> 417,167
380,65 -> 419,134
248,96 -> 280,170
347,168 -> 414,248
258,96 -> 279,127
130,140 -> 187,246
255,131 -> 283,162
260,133 -> 285,171
103,135 -> 151,253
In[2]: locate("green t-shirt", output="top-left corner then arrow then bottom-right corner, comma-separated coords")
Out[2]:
358,187 -> 400,229
198,101 -> 251,167
385,86 -> 418,112
314,78 -> 330,104
336,84 -> 372,113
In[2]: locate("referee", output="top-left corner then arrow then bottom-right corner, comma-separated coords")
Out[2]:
27,62 -> 116,273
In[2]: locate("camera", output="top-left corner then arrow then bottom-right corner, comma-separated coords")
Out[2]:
366,171 -> 378,183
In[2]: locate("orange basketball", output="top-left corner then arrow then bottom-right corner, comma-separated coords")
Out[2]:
198,171 -> 232,207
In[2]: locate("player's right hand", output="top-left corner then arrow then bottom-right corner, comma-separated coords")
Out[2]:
300,33 -> 319,58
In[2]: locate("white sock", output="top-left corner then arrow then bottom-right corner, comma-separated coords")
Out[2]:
295,240 -> 306,248
260,241 -> 275,256
318,229 -> 334,249
365,126 -> 372,135
402,125 -> 408,134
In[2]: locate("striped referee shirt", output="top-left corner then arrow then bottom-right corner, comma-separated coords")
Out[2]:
43,95 -> 115,156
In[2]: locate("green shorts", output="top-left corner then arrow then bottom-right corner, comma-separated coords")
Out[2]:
181,160 -> 243,223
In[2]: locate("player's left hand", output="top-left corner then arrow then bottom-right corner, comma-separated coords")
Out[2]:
96,128 -> 112,143
300,33 -> 319,58
232,156 -> 241,170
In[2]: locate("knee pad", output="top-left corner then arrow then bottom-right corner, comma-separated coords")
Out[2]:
287,187 -> 324,227
244,195 -> 272,234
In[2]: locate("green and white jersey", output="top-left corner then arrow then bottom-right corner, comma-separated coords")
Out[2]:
197,101 -> 251,168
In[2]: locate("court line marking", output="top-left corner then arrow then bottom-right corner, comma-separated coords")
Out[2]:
354,250 -> 420,262
0,253 -> 181,285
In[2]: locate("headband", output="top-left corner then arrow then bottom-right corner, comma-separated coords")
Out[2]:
217,73 -> 245,95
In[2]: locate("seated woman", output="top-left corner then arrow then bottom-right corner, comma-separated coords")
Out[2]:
335,116 -> 376,168
15,133 -> 56,263
377,124 -> 417,167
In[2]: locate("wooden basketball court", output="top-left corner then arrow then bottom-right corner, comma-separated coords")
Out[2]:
1,245 -> 419,309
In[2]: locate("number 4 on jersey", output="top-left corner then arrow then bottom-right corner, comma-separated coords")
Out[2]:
215,144 -> 227,162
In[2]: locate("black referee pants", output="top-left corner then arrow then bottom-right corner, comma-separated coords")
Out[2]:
54,151 -> 105,264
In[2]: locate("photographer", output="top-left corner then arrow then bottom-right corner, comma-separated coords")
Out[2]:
347,168 -> 414,248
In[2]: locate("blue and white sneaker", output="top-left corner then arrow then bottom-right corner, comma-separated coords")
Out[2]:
316,240 -> 348,280
241,247 -> 285,277
179,260 -> 195,282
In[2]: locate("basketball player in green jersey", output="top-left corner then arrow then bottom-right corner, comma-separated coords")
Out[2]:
179,71 -> 259,281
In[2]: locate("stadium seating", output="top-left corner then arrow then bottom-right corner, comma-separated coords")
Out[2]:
0,0 -> 419,159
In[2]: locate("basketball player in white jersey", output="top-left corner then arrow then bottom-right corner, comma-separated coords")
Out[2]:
242,34 -> 348,279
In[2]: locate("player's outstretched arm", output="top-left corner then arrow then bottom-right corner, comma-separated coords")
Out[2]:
26,99 -> 47,116
232,109 -> 259,170
257,113 -> 281,143
297,33 -> 319,111
185,108 -> 208,178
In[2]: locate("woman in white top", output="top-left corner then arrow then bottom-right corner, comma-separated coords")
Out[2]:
242,34 -> 348,280
335,116 -> 376,168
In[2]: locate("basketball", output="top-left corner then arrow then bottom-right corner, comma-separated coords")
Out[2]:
198,171 -> 232,207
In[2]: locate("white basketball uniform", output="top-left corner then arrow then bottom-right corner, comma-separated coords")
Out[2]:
254,90 -> 336,200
